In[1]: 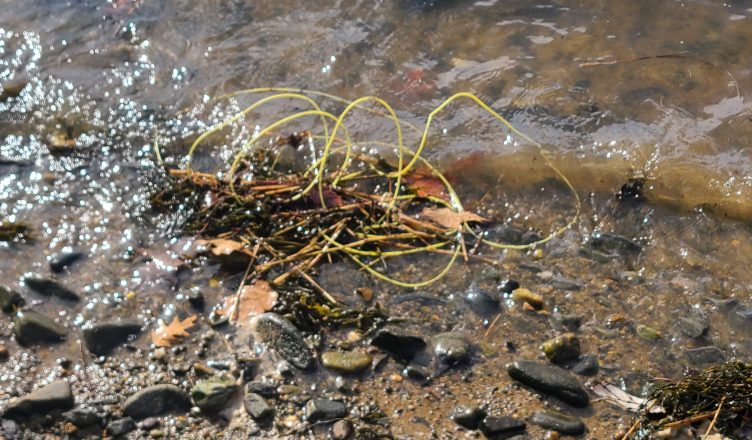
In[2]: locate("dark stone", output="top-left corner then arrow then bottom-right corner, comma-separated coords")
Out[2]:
83,320 -> 142,355
685,346 -> 726,367
107,417 -> 136,437
330,419 -> 354,440
304,399 -> 347,423
370,329 -> 426,362
449,405 -> 486,430
24,277 -> 80,301
465,284 -> 499,314
12,310 -> 66,346
529,410 -> 585,435
122,384 -> 191,419
499,279 -> 520,295
243,393 -> 274,422
506,360 -> 589,407
479,415 -> 526,438
0,286 -> 24,314
433,333 -> 471,365
245,381 -> 278,398
549,312 -> 582,332
254,313 -> 314,370
187,290 -> 205,310
0,77 -> 28,102
550,276 -> 582,290
49,250 -> 86,273
191,375 -> 237,412
0,419 -> 21,440
62,406 -> 102,427
405,363 -> 430,382
676,312 -> 709,339
2,381 -> 74,419
589,232 -> 641,254
572,355 -> 599,376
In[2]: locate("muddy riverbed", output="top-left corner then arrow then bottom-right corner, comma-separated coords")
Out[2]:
1,1 -> 752,439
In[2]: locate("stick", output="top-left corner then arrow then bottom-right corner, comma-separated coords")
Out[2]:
703,397 -> 725,439
620,419 -> 639,440
662,411 -> 716,429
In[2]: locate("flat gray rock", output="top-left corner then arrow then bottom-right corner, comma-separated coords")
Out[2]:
2,380 -> 74,419
254,313 -> 314,370
506,360 -> 589,407
83,320 -> 142,355
13,310 -> 66,346
122,384 -> 191,419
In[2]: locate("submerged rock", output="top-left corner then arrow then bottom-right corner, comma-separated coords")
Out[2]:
330,419 -> 354,440
321,351 -> 372,374
83,320 -> 142,355
685,346 -> 726,366
449,405 -> 486,430
370,328 -> 426,362
62,406 -> 102,427
49,250 -> 86,273
529,410 -> 585,435
572,354 -> 599,376
244,392 -> 274,422
107,417 -> 136,437
676,312 -> 709,339
191,375 -> 238,412
2,381 -> 74,419
253,313 -> 314,370
0,286 -> 24,314
305,398 -> 347,423
24,277 -> 80,301
541,333 -> 580,364
464,284 -> 499,314
511,288 -> 543,309
122,384 -> 191,419
433,332 -> 471,365
479,415 -> 526,437
506,360 -> 589,407
636,324 -> 661,341
13,310 -> 66,346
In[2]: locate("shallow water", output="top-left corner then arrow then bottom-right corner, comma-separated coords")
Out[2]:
1,1 -> 752,439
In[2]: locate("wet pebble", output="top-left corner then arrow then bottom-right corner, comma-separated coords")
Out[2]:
107,417 -> 136,437
370,328 -> 426,362
122,384 -> 191,419
529,410 -> 585,435
449,405 -> 486,430
62,406 -> 102,427
253,313 -> 314,370
83,320 -> 142,355
499,279 -> 520,294
405,363 -> 431,382
321,351 -> 372,374
49,250 -> 86,273
572,355 -> 599,376
676,312 -> 709,339
433,332 -> 471,365
0,76 -> 28,101
511,288 -> 543,309
506,360 -> 589,407
0,419 -> 20,440
12,310 -> 67,346
331,419 -> 354,440
541,333 -> 580,364
23,277 -> 80,301
2,380 -> 74,419
0,346 -> 8,362
549,312 -> 582,332
243,393 -> 274,422
191,374 -> 238,412
0,285 -> 24,314
305,398 -> 347,423
479,415 -> 526,437
636,324 -> 661,341
245,381 -> 278,398
465,284 -> 499,314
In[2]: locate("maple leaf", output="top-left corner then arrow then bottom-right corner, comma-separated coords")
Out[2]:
220,280 -> 278,324
151,315 -> 198,347
403,171 -> 447,200
418,207 -> 488,230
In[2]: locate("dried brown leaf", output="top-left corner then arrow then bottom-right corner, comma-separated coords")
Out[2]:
403,172 -> 447,200
220,280 -> 278,323
151,315 -> 198,347
418,207 -> 488,230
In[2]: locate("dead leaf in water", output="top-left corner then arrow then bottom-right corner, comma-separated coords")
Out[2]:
403,171 -> 447,200
220,280 -> 278,323
418,207 -> 488,230
151,315 -> 198,347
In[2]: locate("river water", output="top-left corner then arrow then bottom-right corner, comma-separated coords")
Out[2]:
1,1 -> 751,439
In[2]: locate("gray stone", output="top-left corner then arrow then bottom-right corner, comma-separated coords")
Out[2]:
321,351 -> 372,374
191,374 -> 237,412
529,410 -> 585,435
449,405 -> 486,430
330,419 -> 354,440
0,419 -> 20,440
243,393 -> 273,422
685,346 -> 726,366
254,313 -> 314,370
464,284 -> 499,314
107,417 -> 136,437
49,250 -> 86,273
370,328 -> 426,362
245,381 -> 278,398
506,360 -> 589,407
83,320 -> 142,355
122,384 -> 191,419
405,363 -> 430,382
2,381 -> 74,419
549,312 -> 582,332
433,332 -> 471,365
676,313 -> 709,339
12,310 -> 66,346
305,399 -> 347,423
550,275 -> 582,290
24,277 -> 80,301
572,355 -> 599,376
0,286 -> 24,314
479,415 -> 526,437
62,406 -> 102,427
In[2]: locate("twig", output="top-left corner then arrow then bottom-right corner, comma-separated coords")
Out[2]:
484,313 -> 502,339
703,396 -> 725,439
620,419 -> 639,440
293,266 -> 339,305
662,411 -> 716,429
